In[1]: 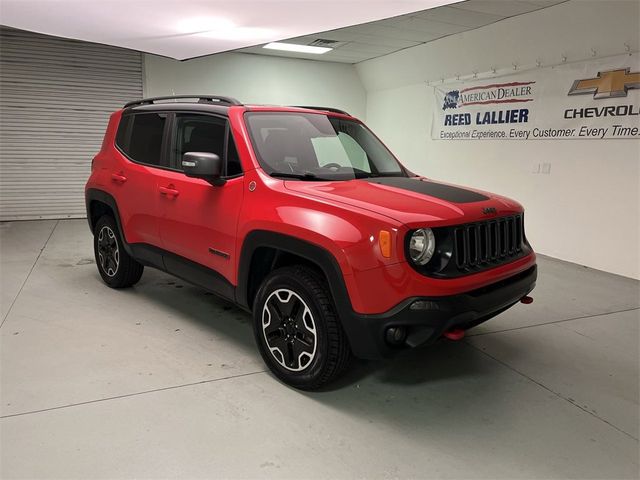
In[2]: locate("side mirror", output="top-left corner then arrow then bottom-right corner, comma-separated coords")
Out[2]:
182,152 -> 225,186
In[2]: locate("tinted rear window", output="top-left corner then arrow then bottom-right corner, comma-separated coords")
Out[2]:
116,113 -> 167,166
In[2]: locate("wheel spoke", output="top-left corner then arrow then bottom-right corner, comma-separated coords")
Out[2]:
268,335 -> 288,366
298,308 -> 316,335
285,341 -> 296,368
290,337 -> 313,369
264,321 -> 283,338
266,297 -> 284,323
286,296 -> 302,320
269,333 -> 287,353
295,331 -> 314,352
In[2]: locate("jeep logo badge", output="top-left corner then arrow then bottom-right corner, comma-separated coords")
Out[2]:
482,207 -> 497,215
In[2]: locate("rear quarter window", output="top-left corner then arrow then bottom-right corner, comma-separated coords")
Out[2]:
116,113 -> 167,167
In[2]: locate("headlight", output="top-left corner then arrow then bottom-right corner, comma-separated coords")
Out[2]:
409,228 -> 436,265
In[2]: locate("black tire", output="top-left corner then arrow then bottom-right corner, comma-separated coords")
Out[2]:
93,215 -> 143,288
253,265 -> 351,390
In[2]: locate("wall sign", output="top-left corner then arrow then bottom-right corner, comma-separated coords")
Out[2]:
431,54 -> 639,140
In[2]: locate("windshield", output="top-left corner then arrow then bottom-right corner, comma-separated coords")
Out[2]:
245,112 -> 408,180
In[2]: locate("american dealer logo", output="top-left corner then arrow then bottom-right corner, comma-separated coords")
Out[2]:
442,81 -> 535,111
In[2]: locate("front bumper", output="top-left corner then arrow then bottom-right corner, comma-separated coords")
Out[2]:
343,265 -> 537,359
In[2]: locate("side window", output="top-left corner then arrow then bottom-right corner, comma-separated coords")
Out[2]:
174,114 -> 225,169
116,113 -> 167,166
115,114 -> 132,149
173,114 -> 243,177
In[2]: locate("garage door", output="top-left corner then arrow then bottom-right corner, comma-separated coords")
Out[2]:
0,27 -> 143,221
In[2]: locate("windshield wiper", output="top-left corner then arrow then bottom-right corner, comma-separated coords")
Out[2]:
270,172 -> 329,181
351,170 -> 379,179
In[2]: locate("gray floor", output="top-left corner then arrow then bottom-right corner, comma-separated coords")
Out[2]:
1,219 -> 638,479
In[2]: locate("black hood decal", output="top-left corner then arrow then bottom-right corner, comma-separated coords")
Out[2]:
362,177 -> 489,203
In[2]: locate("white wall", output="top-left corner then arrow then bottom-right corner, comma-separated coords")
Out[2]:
143,52 -> 366,119
357,0 -> 640,279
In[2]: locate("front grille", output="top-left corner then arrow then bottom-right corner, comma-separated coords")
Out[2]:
453,214 -> 525,272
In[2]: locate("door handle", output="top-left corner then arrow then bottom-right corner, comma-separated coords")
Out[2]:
111,173 -> 127,184
159,185 -> 180,198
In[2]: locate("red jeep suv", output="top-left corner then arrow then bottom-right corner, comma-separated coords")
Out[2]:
85,95 -> 536,389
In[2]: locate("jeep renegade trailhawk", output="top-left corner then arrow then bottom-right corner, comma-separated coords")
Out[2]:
85,95 -> 537,389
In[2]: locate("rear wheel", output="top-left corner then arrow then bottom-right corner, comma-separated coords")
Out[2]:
253,265 -> 351,390
93,215 -> 143,288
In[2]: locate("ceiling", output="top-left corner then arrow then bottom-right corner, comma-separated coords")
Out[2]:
239,0 -> 568,63
0,0 -> 463,60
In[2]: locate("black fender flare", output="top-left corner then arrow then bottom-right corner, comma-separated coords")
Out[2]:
85,188 -> 134,256
236,230 -> 352,311
86,189 -> 120,231
236,231 -> 377,356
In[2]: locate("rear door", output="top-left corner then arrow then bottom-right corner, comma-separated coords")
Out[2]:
112,111 -> 169,247
156,112 -> 244,285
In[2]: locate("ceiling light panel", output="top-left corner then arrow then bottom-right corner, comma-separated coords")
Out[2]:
263,42 -> 331,54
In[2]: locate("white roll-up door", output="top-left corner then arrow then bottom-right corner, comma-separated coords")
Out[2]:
0,27 -> 143,220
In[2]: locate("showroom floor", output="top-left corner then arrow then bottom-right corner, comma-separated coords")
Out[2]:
0,219 -> 638,479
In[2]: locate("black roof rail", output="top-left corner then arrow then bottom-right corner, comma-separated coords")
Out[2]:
123,95 -> 242,109
292,105 -> 351,116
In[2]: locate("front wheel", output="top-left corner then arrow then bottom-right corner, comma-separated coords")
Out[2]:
253,265 -> 351,390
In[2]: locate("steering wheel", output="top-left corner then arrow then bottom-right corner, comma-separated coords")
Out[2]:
323,163 -> 343,171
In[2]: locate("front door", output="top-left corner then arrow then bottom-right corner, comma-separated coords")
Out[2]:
157,113 -> 244,286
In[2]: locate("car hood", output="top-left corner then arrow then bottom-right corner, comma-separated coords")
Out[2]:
284,176 -> 523,227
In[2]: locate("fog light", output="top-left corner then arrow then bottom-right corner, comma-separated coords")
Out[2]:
385,326 -> 407,346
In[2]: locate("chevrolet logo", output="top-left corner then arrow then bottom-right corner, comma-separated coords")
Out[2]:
568,68 -> 640,99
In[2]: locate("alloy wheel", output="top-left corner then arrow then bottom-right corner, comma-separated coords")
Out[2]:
262,289 -> 317,371
97,226 -> 120,277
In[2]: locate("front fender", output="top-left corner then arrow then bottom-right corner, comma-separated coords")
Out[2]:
236,229 -> 352,311
237,178 -> 407,278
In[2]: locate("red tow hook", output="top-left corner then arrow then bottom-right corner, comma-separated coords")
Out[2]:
443,329 -> 465,341
520,295 -> 534,305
